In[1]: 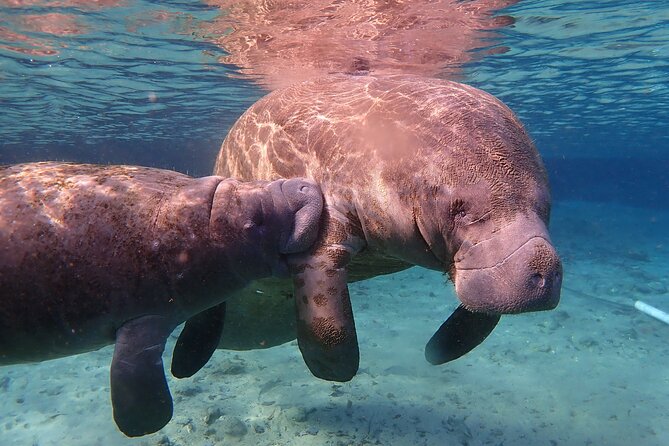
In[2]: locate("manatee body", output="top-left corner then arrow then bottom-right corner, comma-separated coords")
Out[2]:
212,74 -> 563,381
0,162 -> 323,436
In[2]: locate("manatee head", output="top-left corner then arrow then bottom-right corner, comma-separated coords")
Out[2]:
265,178 -> 324,254
414,176 -> 562,314
355,79 -> 563,314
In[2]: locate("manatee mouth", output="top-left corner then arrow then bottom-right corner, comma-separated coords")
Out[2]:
418,215 -> 561,364
426,232 -> 562,366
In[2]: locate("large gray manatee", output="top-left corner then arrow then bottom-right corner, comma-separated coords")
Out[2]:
211,74 -> 563,382
0,162 -> 323,437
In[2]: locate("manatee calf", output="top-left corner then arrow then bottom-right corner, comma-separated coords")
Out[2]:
209,74 -> 563,382
0,162 -> 323,436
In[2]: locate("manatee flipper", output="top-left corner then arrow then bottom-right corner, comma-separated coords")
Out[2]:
111,315 -> 175,437
290,254 -> 359,382
425,305 -> 501,365
171,303 -> 226,379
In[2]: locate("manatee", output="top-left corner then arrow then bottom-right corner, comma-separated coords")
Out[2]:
0,162 -> 323,437
209,74 -> 563,382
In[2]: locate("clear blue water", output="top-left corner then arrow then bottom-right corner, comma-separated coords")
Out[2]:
0,1 -> 668,445
0,0 -> 264,174
466,0 -> 669,208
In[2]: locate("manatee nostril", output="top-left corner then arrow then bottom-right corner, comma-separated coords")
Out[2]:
530,272 -> 545,289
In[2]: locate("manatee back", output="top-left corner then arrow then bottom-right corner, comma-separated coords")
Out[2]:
215,75 -> 548,194
0,162 -> 192,363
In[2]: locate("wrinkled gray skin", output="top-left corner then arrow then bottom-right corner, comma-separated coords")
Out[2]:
0,162 -> 323,437
212,74 -> 563,382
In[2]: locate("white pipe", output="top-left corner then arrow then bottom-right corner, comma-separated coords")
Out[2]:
634,300 -> 669,325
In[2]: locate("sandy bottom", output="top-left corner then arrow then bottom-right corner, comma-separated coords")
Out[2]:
1,200 -> 668,446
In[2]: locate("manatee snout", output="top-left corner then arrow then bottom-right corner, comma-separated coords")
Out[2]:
453,217 -> 562,314
210,177 -> 322,278
272,178 -> 324,254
